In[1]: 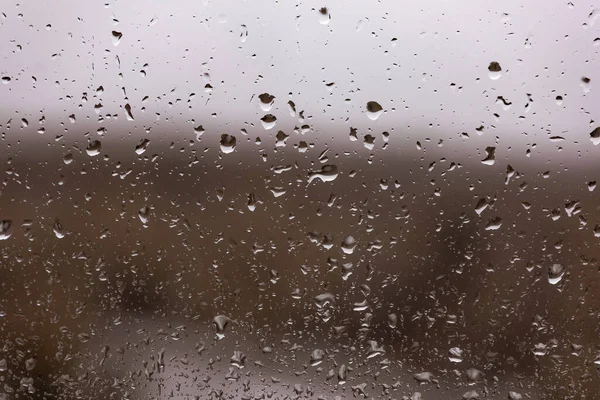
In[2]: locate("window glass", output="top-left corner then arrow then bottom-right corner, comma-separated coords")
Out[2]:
0,1 -> 599,399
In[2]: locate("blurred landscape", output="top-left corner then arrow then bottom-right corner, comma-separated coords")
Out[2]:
1,0 -> 600,399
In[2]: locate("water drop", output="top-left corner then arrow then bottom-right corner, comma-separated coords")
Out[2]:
275,130 -> 289,147
111,30 -> 122,46
481,146 -> 496,165
194,125 -> 205,140
488,61 -> 502,80
462,390 -> 480,400
314,292 -> 335,308
588,181 -> 596,191
466,368 -> 484,383
0,220 -> 13,240
138,206 -> 150,225
448,347 -> 463,362
25,357 -> 36,371
337,364 -> 346,384
363,134 -> 375,150
230,350 -> 246,368
220,134 -> 237,154
260,114 -> 277,130
590,127 -> 600,145
484,217 -> 503,231
213,315 -> 231,339
581,76 -> 591,93
318,7 -> 330,25
53,219 -> 65,239
240,24 -> 248,42
366,340 -> 385,358
247,193 -> 257,211
269,187 -> 286,198
308,164 -> 339,184
474,198 -> 488,215
258,93 -> 275,112
508,391 -> 522,400
124,103 -> 134,121
310,349 -> 324,366
388,313 -> 398,328
135,138 -> 150,155
548,263 -> 565,285
413,371 -> 434,383
341,235 -> 357,254
366,101 -> 383,121
86,140 -> 102,156
288,100 -> 296,117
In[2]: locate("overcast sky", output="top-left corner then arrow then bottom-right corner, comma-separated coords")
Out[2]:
0,0 -> 598,165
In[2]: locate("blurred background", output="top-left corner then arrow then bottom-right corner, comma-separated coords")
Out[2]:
0,0 -> 599,399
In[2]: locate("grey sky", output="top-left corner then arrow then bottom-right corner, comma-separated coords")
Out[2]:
0,0 -> 598,165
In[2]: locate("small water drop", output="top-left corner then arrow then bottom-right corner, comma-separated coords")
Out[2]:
366,340 -> 385,358
508,391 -> 523,400
314,292 -> 335,308
474,198 -> 488,215
548,263 -> 565,285
213,315 -> 231,339
466,368 -> 484,383
481,146 -> 496,165
308,164 -> 339,184
388,313 -> 398,328
590,127 -> 600,145
230,350 -> 246,368
25,357 -> 36,371
284,102 -> 294,120
318,7 -> 330,25
138,206 -> 150,225
53,219 -> 65,239
413,371 -> 434,383
448,347 -> 463,363
588,181 -> 596,191
363,134 -> 375,150
240,24 -> 248,42
135,138 -> 150,155
124,103 -> 134,121
111,30 -> 123,46
484,217 -> 503,231
462,390 -> 480,400
581,76 -> 591,93
86,140 -> 102,156
341,235 -> 356,254
260,114 -> 277,130
0,220 -> 13,240
488,61 -> 502,80
310,349 -> 324,366
275,130 -> 289,147
337,364 -> 346,384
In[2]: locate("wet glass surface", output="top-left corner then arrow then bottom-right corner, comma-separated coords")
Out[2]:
1,1 -> 599,399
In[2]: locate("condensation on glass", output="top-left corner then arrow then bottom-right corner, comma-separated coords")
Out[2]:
0,0 -> 599,399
